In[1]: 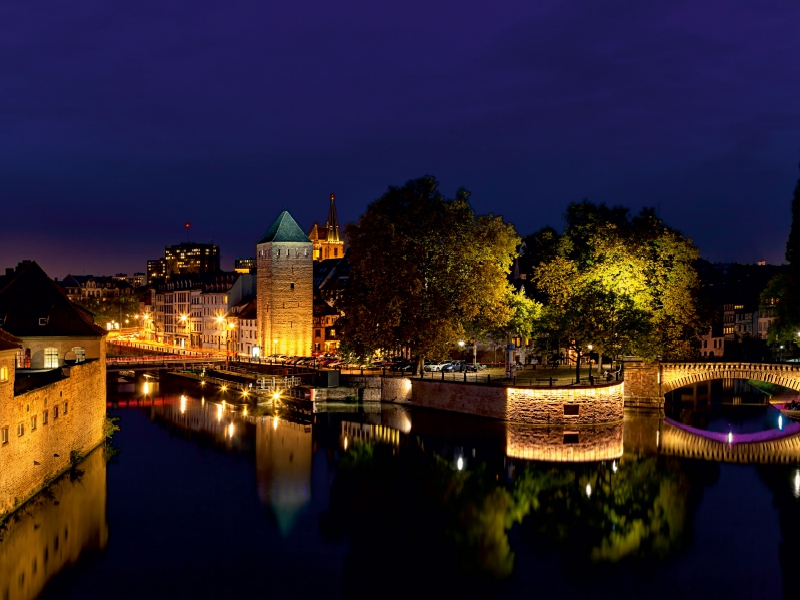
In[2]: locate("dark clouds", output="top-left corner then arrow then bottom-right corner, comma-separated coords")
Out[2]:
1,0 -> 799,276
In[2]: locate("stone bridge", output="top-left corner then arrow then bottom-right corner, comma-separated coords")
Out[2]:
623,358 -> 800,408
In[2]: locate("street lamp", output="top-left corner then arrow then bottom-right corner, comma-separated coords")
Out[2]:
458,340 -> 465,362
587,344 -> 593,383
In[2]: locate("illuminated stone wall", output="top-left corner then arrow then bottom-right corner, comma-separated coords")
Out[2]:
505,382 -> 624,424
382,377 -> 623,425
257,241 -> 313,357
505,422 -> 624,462
0,340 -> 107,517
0,448 -> 107,600
622,359 -> 663,408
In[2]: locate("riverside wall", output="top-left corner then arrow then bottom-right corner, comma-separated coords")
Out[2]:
0,358 -> 107,518
363,376 -> 624,425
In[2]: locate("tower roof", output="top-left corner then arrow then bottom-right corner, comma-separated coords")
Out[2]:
326,193 -> 340,243
258,211 -> 310,244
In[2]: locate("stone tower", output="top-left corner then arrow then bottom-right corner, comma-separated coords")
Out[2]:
256,211 -> 313,357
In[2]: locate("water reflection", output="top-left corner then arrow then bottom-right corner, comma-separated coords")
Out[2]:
0,449 -> 107,600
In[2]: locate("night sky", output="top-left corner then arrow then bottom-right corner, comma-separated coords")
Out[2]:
2,0 -> 800,278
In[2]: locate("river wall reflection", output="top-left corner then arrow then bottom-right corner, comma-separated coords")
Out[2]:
0,449 -> 107,600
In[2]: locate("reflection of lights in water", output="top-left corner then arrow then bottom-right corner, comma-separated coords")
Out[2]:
143,381 -> 150,395
221,385 -> 227,392
228,423 -> 234,438
779,415 -> 783,431
612,461 -> 618,473
200,381 -> 205,386
201,397 -> 205,404
217,405 -> 223,422
273,416 -> 279,430
180,395 -> 186,414
343,436 -> 348,451
457,457 -> 463,471
222,400 -> 226,410
243,406 -> 248,417
586,483 -> 592,498
272,391 -> 281,401
656,430 -> 659,447
728,432 -> 733,444
794,470 -> 800,499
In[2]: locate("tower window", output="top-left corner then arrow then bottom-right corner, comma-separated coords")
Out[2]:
290,283 -> 294,290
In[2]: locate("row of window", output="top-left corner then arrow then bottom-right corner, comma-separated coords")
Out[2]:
0,404 -> 68,444
15,347 -> 85,369
258,248 -> 309,259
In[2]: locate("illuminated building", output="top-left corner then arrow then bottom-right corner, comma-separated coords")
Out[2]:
308,193 -> 344,262
146,258 -> 166,283
164,242 -> 220,278
256,211 -> 313,357
234,258 -> 256,274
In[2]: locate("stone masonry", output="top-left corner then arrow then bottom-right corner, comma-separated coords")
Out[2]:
256,211 -> 313,358
0,347 -> 107,518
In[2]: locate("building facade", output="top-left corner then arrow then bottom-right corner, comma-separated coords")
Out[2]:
256,211 -> 313,357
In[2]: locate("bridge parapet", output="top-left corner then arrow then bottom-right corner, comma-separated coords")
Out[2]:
661,361 -> 800,393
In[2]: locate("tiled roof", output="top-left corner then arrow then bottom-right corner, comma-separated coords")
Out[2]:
0,328 -> 21,352
258,211 -> 310,244
0,261 -> 107,338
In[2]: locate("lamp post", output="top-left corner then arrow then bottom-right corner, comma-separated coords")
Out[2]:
587,344 -> 593,384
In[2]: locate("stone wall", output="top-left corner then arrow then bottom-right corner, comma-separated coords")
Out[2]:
622,359 -> 663,408
505,421 -> 624,462
257,240 -> 313,357
383,377 -> 623,425
0,354 -> 107,517
0,448 -> 107,600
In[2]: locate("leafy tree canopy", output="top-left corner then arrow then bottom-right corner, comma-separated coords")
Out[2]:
529,200 -> 701,362
336,175 -> 521,371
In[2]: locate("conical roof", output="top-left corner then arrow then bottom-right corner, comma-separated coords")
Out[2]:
258,211 -> 310,244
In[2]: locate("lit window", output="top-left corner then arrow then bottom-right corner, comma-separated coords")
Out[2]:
44,348 -> 59,369
31,415 -> 37,431
43,410 -> 48,425
1,427 -> 8,444
0,365 -> 7,382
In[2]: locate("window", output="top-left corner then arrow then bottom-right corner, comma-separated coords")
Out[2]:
290,283 -> 295,290
17,423 -> 24,437
1,427 -> 8,444
563,404 -> 580,416
16,349 -> 31,368
315,329 -> 321,338
64,402 -> 68,415
72,347 -> 86,363
53,406 -> 59,419
39,317 -> 47,326
0,366 -> 7,382
31,416 -> 37,431
43,410 -> 48,425
44,348 -> 58,369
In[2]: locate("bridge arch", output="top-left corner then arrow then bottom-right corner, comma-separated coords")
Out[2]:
661,362 -> 800,395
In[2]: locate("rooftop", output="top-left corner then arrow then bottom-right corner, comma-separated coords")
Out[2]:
258,211 -> 310,244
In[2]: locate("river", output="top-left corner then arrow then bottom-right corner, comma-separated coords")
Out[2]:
3,376 -> 799,599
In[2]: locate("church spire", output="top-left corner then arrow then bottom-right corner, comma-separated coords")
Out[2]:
326,193 -> 340,242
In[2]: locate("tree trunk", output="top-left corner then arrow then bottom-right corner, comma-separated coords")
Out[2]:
575,348 -> 581,383
414,354 -> 424,376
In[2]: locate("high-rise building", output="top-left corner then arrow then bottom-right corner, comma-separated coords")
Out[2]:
308,193 -> 345,261
146,258 -> 167,283
256,211 -> 313,357
164,243 -> 220,277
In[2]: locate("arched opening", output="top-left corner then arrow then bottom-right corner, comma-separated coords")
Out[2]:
72,346 -> 86,363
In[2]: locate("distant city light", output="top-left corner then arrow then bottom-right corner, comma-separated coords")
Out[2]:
586,483 -> 592,498
457,456 -> 464,470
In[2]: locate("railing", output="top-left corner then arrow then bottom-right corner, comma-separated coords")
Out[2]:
341,367 -> 622,388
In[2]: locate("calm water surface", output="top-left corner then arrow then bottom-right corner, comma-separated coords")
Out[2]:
4,377 -> 800,600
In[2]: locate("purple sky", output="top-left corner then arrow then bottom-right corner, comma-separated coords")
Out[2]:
2,0 -> 800,278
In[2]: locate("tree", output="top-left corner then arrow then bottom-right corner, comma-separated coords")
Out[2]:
530,201 -> 700,374
762,161 -> 800,351
336,175 -> 520,373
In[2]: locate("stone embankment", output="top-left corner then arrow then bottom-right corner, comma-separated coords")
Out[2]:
343,375 -> 624,425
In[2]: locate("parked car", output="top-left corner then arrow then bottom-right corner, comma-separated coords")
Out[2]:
427,360 -> 450,372
465,363 -> 486,372
442,360 -> 466,373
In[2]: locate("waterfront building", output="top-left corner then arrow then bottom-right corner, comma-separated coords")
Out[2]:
0,261 -> 107,518
699,325 -> 725,358
58,275 -> 134,303
308,193 -> 344,262
227,297 -> 259,357
313,291 -> 340,355
256,211 -> 313,357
